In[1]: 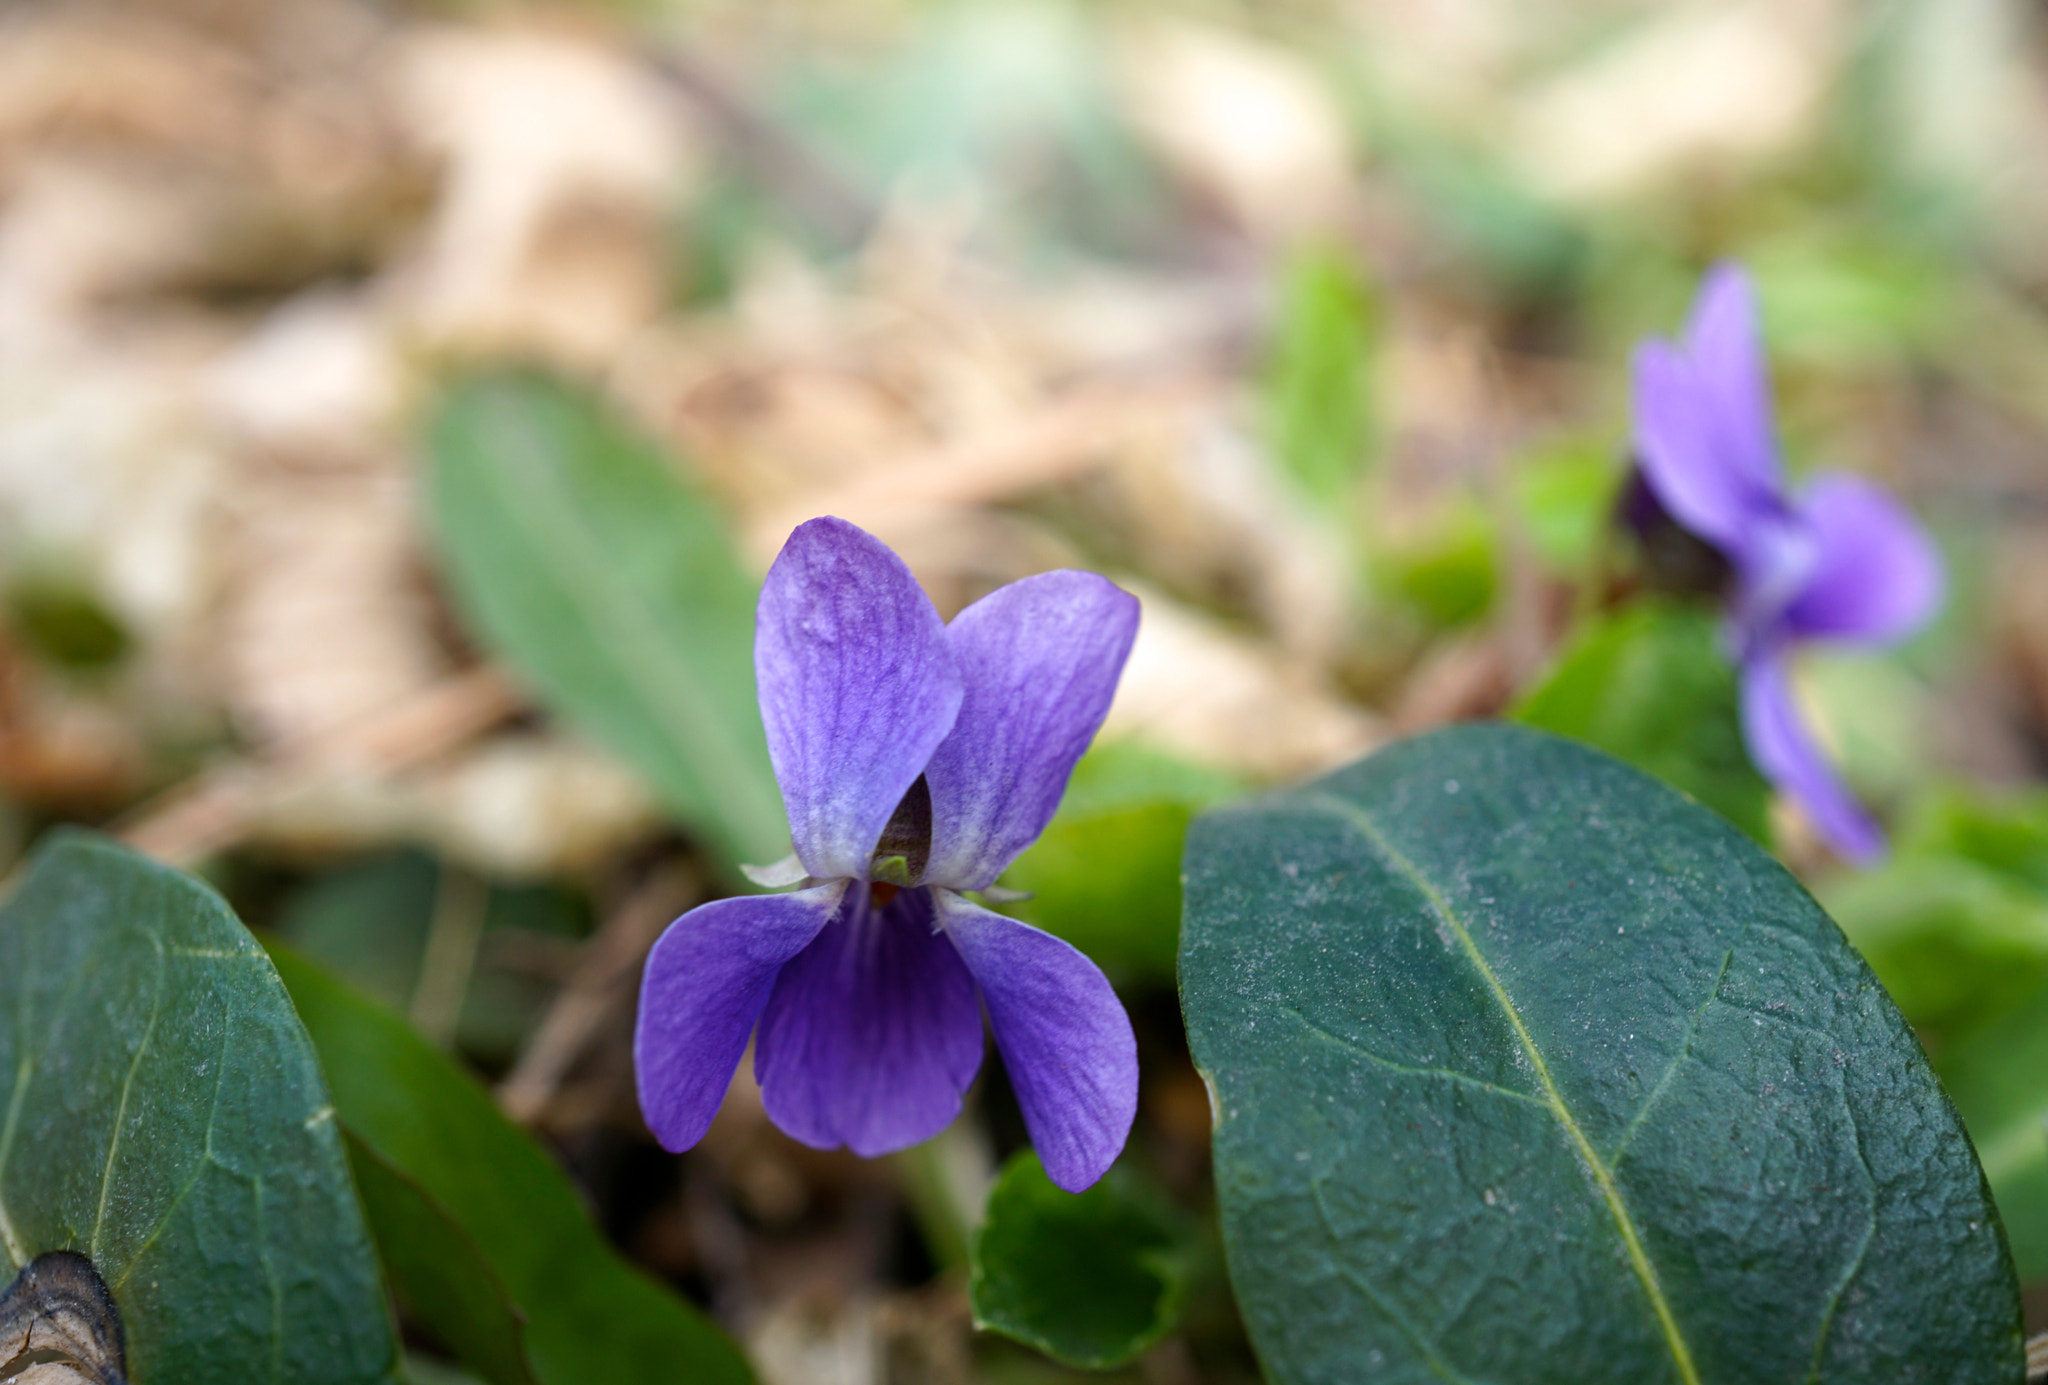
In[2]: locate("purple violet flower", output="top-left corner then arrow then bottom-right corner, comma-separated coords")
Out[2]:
1632,263 -> 1944,863
634,516 -> 1142,1191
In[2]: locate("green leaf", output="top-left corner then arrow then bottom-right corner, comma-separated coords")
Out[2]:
1375,499 -> 1499,630
344,1132 -> 538,1385
1513,599 -> 1771,842
1003,742 -> 1239,983
0,831 -> 398,1384
1936,983 -> 2048,1285
1262,247 -> 1377,509
1180,724 -> 2023,1383
426,371 -> 785,867
969,1152 -> 1188,1370
1822,854 -> 2048,1044
1509,436 -> 1623,577
268,947 -> 753,1385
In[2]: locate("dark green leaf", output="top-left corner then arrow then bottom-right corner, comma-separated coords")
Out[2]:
269,948 -> 753,1385
1003,743 -> 1239,983
345,1133 -> 537,1385
969,1152 -> 1188,1370
426,372 -> 785,867
1181,724 -> 2022,1384
1262,247 -> 1376,509
1513,599 -> 1770,842
0,831 -> 398,1384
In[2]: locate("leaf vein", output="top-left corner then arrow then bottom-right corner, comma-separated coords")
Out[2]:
1606,943 -> 1739,1166
90,935 -> 169,1264
1309,1177 -> 1479,1384
1307,793 -> 1702,1385
1279,1007 -> 1547,1108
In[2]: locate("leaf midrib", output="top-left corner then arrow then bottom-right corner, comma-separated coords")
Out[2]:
460,393 -> 783,856
1308,793 -> 1703,1385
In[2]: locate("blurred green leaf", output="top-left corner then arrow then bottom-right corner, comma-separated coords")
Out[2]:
1376,499 -> 1499,630
270,947 -> 754,1385
346,1134 -> 538,1385
1002,742 -> 1239,984
1510,436 -> 1622,576
0,831 -> 398,1384
4,574 -> 130,671
1262,247 -> 1376,510
969,1152 -> 1189,1370
1935,984 -> 2048,1284
426,372 -> 785,868
273,851 -> 588,1065
1513,599 -> 1770,841
1823,856 -> 2048,1044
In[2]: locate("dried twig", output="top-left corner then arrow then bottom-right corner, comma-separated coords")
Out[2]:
496,858 -> 703,1125
117,666 -> 523,869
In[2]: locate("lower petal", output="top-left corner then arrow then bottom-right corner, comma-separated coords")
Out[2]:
754,886 -> 985,1157
1783,472 -> 1943,646
1740,653 -> 1884,865
936,892 -> 1136,1192
635,885 -> 842,1152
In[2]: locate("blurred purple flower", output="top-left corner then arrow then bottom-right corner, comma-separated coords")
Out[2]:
1633,263 -> 1943,863
634,516 -> 1141,1191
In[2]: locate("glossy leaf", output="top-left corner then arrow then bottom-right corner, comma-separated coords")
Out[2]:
426,372 -> 785,867
1181,724 -> 2022,1384
1514,599 -> 1771,842
0,831 -> 398,1384
345,1133 -> 537,1385
269,948 -> 753,1385
969,1152 -> 1188,1369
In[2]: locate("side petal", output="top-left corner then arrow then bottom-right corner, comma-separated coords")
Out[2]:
1683,262 -> 1782,499
1782,472 -> 1943,647
922,572 -> 1139,890
754,886 -> 985,1157
937,892 -> 1136,1192
1740,654 -> 1885,865
634,885 -> 842,1152
757,517 -> 964,880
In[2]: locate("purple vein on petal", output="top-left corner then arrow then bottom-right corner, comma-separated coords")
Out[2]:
937,890 -> 1136,1192
923,571 -> 1140,891
635,883 -> 844,1152
756,517 -> 964,881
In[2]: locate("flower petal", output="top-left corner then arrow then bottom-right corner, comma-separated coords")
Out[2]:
634,884 -> 842,1152
1683,263 -> 1781,498
756,517 -> 964,880
1782,472 -> 1943,647
1740,653 -> 1884,865
922,572 -> 1139,890
937,892 -> 1136,1192
754,885 -> 985,1156
1632,265 -> 1783,558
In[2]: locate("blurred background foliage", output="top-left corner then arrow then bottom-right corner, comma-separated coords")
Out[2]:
4,0 -> 2048,1375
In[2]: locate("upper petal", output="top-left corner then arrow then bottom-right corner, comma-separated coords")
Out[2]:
1781,473 -> 1943,647
937,892 -> 1137,1192
1631,265 -> 1784,559
634,884 -> 842,1152
1683,263 -> 1781,499
754,885 -> 985,1156
1739,653 -> 1884,865
757,517 -> 964,880
922,572 -> 1140,890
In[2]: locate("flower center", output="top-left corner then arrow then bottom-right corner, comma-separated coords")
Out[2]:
869,774 -> 932,887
